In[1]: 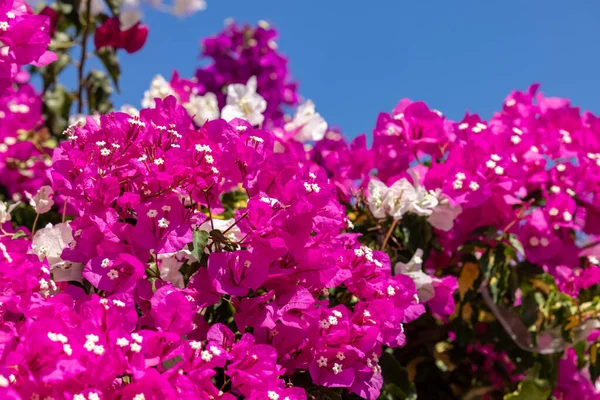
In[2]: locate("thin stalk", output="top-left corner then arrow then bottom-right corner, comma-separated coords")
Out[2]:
381,219 -> 398,251
31,213 -> 40,237
77,0 -> 92,114
62,197 -> 69,223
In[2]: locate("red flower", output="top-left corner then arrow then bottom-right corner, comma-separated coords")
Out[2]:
94,17 -> 148,54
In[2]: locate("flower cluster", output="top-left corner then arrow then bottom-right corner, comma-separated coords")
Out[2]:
0,0 -> 56,199
0,95 -> 425,399
192,20 -> 298,127
364,86 -> 600,295
555,348 -> 600,399
139,21 -> 298,129
0,0 -> 56,94
0,71 -> 52,199
306,86 -> 600,394
5,5 -> 600,397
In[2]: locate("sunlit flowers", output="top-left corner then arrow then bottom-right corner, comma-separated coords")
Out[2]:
221,76 -> 267,126
284,99 -> 327,142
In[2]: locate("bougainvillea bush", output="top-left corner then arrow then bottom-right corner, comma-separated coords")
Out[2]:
2,1 -> 600,399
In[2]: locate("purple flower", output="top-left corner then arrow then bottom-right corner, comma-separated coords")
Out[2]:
150,284 -> 193,335
208,250 -> 267,297
83,253 -> 146,293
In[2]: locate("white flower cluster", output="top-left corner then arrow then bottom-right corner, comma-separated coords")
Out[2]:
284,99 -> 328,142
393,249 -> 435,302
367,169 -> 461,231
222,76 -> 267,126
139,75 -> 220,126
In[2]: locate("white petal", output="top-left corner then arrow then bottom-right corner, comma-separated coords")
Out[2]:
120,9 -> 141,30
226,83 -> 248,103
246,76 -> 258,93
221,105 -> 244,122
52,263 -> 84,283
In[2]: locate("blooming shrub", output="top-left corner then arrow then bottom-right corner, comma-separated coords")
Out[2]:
1,3 -> 600,400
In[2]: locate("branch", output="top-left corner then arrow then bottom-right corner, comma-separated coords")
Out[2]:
381,218 -> 398,251
77,0 -> 92,114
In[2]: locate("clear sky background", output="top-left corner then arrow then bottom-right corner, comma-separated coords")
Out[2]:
114,0 -> 600,138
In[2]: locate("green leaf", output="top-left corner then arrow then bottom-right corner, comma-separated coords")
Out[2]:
314,387 -> 341,400
104,0 -> 122,15
44,83 -> 71,115
148,277 -> 159,293
381,383 -> 417,400
11,230 -> 27,240
479,248 -> 493,279
508,234 -> 525,256
504,377 -> 551,400
145,263 -> 160,279
379,352 -> 416,399
520,294 -> 540,327
56,2 -> 74,15
190,230 -> 209,261
590,342 -> 600,381
49,32 -> 76,51
85,70 -> 113,114
43,83 -> 73,135
210,229 -> 227,244
57,0 -> 83,33
574,341 -> 587,369
96,47 -> 121,92
211,297 -> 236,325
161,355 -> 182,371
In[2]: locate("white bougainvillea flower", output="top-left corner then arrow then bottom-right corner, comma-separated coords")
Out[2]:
184,92 -> 220,126
68,113 -> 100,126
428,192 -> 462,232
142,75 -> 177,108
120,8 -> 143,30
221,76 -> 267,126
368,169 -> 449,222
29,186 -> 54,214
95,0 -> 206,23
0,202 -> 19,224
284,100 -> 328,142
385,178 -> 418,220
367,176 -> 418,220
171,0 -> 206,16
394,249 -> 434,302
79,0 -> 106,17
367,179 -> 389,219
120,104 -> 140,115
198,218 -> 244,248
157,249 -> 195,288
405,169 -> 439,217
31,223 -> 74,269
52,262 -> 85,283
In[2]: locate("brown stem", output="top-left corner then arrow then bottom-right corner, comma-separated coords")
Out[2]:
236,231 -> 250,245
62,197 -> 69,223
582,240 -> 600,250
77,0 -> 92,114
203,191 -> 214,231
31,213 -> 40,237
463,386 -> 495,400
223,211 -> 248,235
381,218 -> 398,251
219,377 -> 231,391
0,228 -> 15,238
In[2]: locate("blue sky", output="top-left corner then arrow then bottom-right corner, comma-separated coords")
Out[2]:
115,0 -> 600,138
